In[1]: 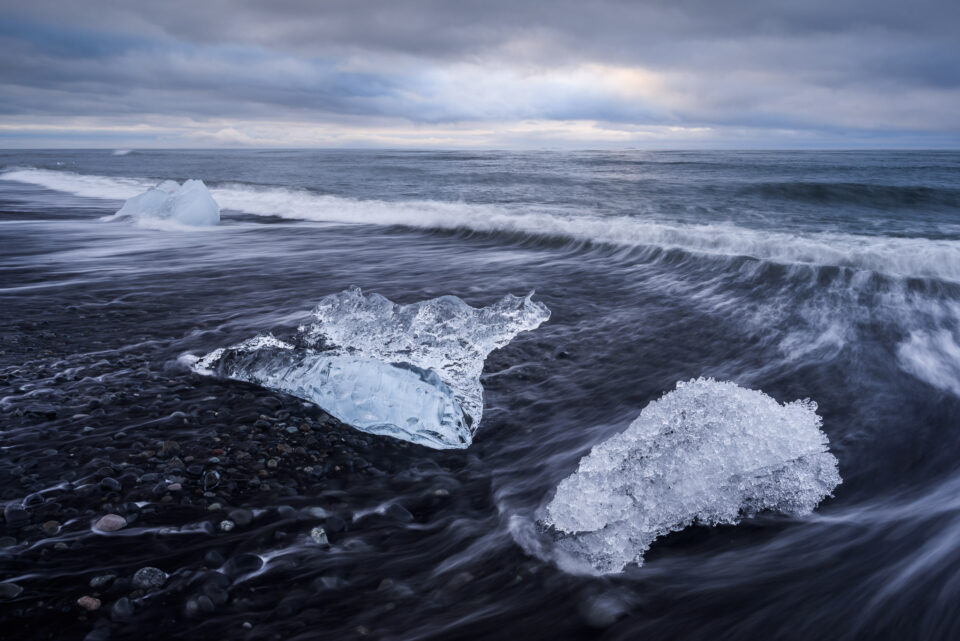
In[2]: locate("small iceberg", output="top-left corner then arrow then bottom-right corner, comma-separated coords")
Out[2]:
106,179 -> 219,226
541,378 -> 841,574
187,287 -> 550,449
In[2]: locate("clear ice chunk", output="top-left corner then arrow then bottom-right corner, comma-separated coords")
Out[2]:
542,377 -> 841,574
107,179 -> 220,226
188,287 -> 550,449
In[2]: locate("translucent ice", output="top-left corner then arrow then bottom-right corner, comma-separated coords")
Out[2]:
108,179 -> 220,226
542,378 -> 841,574
189,287 -> 550,449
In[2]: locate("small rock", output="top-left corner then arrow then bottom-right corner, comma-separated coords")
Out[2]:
166,483 -> 182,492
185,595 -> 215,617
89,574 -> 116,588
77,596 -> 101,611
3,505 -> 29,526
41,520 -> 61,536
202,470 -> 220,491
93,514 -> 127,532
207,502 -> 223,512
227,508 -> 253,526
99,477 -> 121,492
160,441 -> 181,457
266,458 -> 279,469
310,526 -> 328,545
111,597 -> 135,620
132,567 -> 167,590
223,554 -> 263,579
23,493 -> 44,507
0,582 -> 23,599
385,503 -> 414,523
204,550 -> 225,566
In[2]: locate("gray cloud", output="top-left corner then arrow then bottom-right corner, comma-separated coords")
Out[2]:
0,0 -> 958,146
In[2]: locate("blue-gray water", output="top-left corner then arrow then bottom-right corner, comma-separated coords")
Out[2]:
2,150 -> 960,640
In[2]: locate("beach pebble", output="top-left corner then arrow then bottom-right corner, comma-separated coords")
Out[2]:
24,493 -> 44,507
304,506 -> 328,519
111,597 -> 135,620
132,566 -> 167,590
41,520 -> 61,536
227,508 -> 253,526
89,574 -> 116,588
99,477 -> 122,492
385,503 -> 414,523
310,526 -> 328,545
202,470 -> 220,491
160,440 -> 181,457
185,595 -> 215,617
223,554 -> 263,579
77,595 -> 101,611
204,550 -> 225,565
93,514 -> 127,532
3,505 -> 29,526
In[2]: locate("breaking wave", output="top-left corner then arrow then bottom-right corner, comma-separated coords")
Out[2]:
4,167 -> 960,282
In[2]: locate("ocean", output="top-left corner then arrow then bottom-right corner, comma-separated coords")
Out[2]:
2,149 -> 960,640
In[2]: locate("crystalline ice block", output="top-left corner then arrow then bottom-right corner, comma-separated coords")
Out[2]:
543,377 -> 842,573
189,287 -> 550,448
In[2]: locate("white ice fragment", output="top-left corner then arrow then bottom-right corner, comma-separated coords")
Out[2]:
542,378 -> 841,574
188,287 -> 550,449
109,179 -> 220,226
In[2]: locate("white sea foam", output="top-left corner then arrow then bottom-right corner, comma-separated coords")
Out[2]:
1,168 -> 151,200
4,167 -> 960,282
541,378 -> 841,574
897,330 -> 960,396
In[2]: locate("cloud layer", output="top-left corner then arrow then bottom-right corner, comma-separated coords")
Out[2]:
1,0 -> 958,147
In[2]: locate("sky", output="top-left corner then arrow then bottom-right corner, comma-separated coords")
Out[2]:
1,0 -> 958,149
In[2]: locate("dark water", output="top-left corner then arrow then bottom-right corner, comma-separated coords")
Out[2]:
2,150 -> 960,640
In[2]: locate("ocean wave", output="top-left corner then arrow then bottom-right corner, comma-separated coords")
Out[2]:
0,168 -> 152,200
5,167 -> 960,282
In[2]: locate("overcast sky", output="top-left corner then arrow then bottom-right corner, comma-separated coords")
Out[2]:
1,0 -> 958,148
